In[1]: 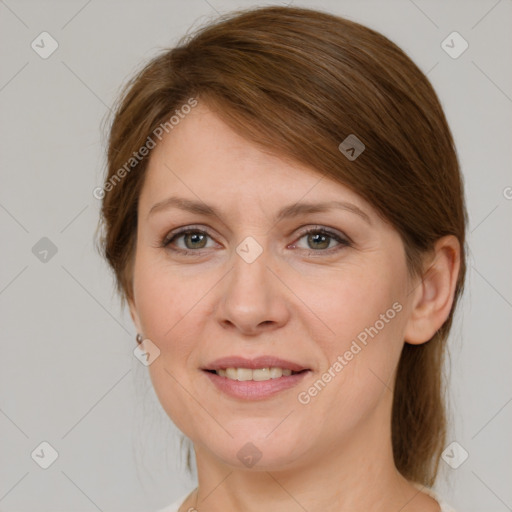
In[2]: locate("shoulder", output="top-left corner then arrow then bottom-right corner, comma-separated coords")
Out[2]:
410,481 -> 458,512
154,492 -> 191,512
439,503 -> 458,512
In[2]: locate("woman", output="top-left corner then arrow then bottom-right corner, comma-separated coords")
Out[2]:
97,5 -> 466,511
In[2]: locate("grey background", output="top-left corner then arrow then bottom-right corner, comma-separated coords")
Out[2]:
1,0 -> 511,511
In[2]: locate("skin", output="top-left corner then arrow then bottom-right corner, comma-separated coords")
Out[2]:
128,101 -> 460,512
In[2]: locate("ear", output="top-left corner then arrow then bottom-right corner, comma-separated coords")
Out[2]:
404,235 -> 461,345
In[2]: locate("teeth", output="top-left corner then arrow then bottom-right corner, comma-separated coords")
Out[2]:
237,368 -> 253,381
215,367 -> 295,381
253,368 -> 271,381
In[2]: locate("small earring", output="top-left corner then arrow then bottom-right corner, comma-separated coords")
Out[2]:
136,333 -> 143,344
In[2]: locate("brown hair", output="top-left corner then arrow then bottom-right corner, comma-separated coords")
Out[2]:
97,5 -> 467,486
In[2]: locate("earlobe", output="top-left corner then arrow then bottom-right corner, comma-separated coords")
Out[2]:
404,235 -> 461,345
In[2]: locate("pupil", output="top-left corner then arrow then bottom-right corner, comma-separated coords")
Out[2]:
309,233 -> 329,250
186,232 -> 206,249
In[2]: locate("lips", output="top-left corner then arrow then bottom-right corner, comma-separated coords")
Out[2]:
202,361 -> 311,400
202,356 -> 309,373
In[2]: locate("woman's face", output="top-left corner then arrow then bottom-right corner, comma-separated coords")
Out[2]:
129,101 -> 417,470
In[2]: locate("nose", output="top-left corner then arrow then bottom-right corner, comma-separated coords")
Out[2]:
215,246 -> 291,336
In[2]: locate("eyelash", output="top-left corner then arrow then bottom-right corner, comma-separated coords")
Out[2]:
161,225 -> 352,257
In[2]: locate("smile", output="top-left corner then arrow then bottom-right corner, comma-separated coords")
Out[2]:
210,367 -> 302,380
202,368 -> 310,400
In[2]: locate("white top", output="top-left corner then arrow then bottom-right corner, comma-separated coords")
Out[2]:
156,483 -> 458,512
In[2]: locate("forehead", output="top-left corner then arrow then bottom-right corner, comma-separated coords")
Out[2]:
140,101 -> 372,219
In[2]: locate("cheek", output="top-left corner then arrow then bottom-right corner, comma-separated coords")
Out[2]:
132,254 -> 206,432
303,262 -> 404,346
132,251 -> 195,354
297,261 -> 407,402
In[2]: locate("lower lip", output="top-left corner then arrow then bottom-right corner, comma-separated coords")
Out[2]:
202,370 -> 310,400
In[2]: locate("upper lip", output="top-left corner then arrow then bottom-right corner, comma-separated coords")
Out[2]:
202,356 -> 309,372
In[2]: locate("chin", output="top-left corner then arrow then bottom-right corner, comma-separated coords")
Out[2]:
199,429 -> 310,470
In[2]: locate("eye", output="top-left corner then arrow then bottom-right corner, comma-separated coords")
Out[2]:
161,225 -> 351,256
162,227 -> 217,254
290,227 -> 351,254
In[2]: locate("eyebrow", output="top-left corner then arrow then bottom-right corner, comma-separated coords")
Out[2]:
148,196 -> 371,224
